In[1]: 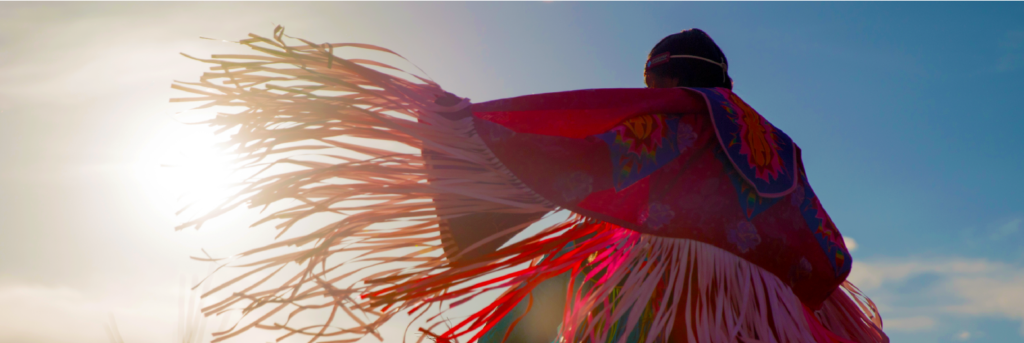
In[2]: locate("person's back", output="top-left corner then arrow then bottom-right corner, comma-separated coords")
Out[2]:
176,27 -> 887,343
477,29 -> 884,343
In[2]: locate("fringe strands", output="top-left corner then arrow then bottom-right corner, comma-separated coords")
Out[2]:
173,27 -> 886,343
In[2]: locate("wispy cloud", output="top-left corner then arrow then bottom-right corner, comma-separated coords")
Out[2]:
848,256 -> 1024,337
944,272 -> 1024,335
884,316 -> 936,332
847,258 -> 1003,292
990,218 -> 1022,240
955,330 -> 972,341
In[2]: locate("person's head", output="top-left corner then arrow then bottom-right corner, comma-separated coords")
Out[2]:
644,29 -> 732,89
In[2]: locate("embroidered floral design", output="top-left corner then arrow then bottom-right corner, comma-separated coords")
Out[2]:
720,152 -> 782,220
724,92 -> 784,182
621,115 -> 667,157
802,191 -> 852,277
643,202 -> 675,230
812,198 -> 839,245
676,122 -> 697,152
727,220 -> 762,253
596,114 -> 682,191
696,87 -> 798,196
560,171 -> 593,202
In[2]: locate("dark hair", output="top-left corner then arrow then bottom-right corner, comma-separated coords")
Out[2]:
646,29 -> 732,89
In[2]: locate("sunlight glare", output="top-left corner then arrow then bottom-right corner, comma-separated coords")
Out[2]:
139,109 -> 245,228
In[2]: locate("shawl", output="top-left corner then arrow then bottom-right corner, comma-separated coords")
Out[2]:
173,28 -> 886,343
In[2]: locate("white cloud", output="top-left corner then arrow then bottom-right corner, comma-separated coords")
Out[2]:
883,316 -> 936,332
944,273 -> 1024,336
844,236 -> 857,252
847,258 -> 1003,291
955,330 -> 971,341
848,257 -> 1024,337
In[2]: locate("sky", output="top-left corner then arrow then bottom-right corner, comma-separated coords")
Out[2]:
0,2 -> 1022,343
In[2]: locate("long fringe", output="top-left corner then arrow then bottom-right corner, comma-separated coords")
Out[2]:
554,229 -> 820,343
174,27 -> 886,343
174,27 -> 551,343
812,282 -> 887,343
409,220 -> 888,343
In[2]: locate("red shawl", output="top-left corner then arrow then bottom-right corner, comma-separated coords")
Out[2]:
451,87 -> 853,309
175,30 -> 885,343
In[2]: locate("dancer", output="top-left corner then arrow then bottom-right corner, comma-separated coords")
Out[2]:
175,27 -> 886,343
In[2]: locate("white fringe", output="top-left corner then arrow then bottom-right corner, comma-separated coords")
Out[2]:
558,234 -> 886,343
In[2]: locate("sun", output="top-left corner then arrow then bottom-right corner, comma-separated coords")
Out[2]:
137,109 -> 244,226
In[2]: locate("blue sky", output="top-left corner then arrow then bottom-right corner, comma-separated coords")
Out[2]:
0,2 -> 1021,343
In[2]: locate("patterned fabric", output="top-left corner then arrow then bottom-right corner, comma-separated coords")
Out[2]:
796,167 -> 854,277
595,114 -> 682,191
472,87 -> 851,308
176,33 -> 883,343
689,87 -> 799,197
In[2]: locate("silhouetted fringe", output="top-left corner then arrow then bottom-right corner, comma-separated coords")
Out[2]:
568,234 -> 822,343
174,27 -> 885,343
174,26 -> 552,343
812,282 -> 887,343
547,229 -> 882,343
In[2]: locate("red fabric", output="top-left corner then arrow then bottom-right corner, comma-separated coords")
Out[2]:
472,88 -> 708,138
470,88 -> 848,308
